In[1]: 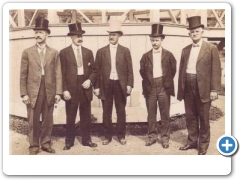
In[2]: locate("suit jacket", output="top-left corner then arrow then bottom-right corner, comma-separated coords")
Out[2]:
20,44 -> 62,108
177,41 -> 221,102
140,48 -> 176,97
60,45 -> 97,102
95,44 -> 134,100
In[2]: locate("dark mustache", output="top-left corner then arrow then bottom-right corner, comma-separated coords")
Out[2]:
78,40 -> 83,43
36,37 -> 42,40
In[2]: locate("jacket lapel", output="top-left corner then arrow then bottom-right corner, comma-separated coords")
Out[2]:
183,45 -> 192,70
82,47 -> 88,73
43,46 -> 53,67
146,49 -> 153,66
104,45 -> 111,67
197,41 -> 207,63
31,45 -> 41,68
116,45 -> 123,64
67,46 -> 77,66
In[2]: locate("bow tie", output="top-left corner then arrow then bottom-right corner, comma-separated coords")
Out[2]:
193,44 -> 200,47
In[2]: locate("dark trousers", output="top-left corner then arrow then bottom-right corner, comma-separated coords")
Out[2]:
184,74 -> 211,150
102,80 -> 127,140
27,76 -> 54,152
65,75 -> 91,146
145,77 -> 170,144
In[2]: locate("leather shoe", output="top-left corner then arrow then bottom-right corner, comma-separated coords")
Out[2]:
41,146 -> 55,153
198,150 -> 207,155
119,138 -> 126,145
82,141 -> 98,148
102,139 -> 111,145
162,144 -> 169,149
179,144 -> 197,151
145,140 -> 156,146
29,149 -> 40,155
63,144 -> 73,150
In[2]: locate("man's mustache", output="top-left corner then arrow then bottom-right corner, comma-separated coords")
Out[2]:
36,37 -> 42,40
78,40 -> 83,43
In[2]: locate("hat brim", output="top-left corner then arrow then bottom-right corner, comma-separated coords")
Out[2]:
149,34 -> 165,39
107,31 -> 123,36
33,28 -> 51,34
187,24 -> 204,30
67,31 -> 85,36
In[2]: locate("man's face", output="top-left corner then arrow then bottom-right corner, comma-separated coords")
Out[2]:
150,37 -> 163,50
71,35 -> 83,46
35,30 -> 48,44
188,27 -> 204,43
109,32 -> 120,45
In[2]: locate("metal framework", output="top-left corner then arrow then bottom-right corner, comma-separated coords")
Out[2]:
9,9 -> 225,29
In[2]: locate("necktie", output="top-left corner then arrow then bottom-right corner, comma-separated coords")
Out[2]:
193,44 -> 199,47
39,48 -> 45,69
77,48 -> 82,67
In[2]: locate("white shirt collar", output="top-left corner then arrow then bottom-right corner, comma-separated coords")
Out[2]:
110,43 -> 118,48
37,43 -> 46,50
192,39 -> 203,47
153,47 -> 162,53
72,43 -> 81,50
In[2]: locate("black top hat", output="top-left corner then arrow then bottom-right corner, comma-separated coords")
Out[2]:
149,24 -> 165,39
67,23 -> 85,36
187,16 -> 204,30
33,17 -> 51,34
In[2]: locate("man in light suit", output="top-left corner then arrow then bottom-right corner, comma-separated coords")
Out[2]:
94,19 -> 134,145
20,17 -> 62,155
177,16 -> 221,155
140,24 -> 176,148
60,23 -> 98,150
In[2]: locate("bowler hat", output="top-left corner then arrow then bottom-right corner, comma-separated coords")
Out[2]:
107,19 -> 123,36
187,16 -> 204,30
149,24 -> 165,39
33,17 -> 51,34
67,23 -> 85,36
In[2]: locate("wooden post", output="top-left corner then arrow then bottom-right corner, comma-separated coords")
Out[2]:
102,10 -> 107,23
71,10 -> 77,23
129,10 -> 134,22
48,9 -> 58,24
201,10 -> 207,28
17,9 -> 25,27
180,9 -> 186,25
150,10 -> 160,22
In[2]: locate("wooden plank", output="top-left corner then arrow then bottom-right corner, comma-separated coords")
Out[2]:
76,9 -> 93,23
167,10 -> 178,23
28,9 -> 39,27
9,13 -> 17,28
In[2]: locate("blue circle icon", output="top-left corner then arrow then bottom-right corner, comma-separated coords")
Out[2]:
217,135 -> 238,156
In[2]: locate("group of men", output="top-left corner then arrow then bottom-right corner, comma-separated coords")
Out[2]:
20,16 -> 221,155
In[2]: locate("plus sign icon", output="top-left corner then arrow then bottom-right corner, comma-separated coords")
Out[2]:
217,135 -> 238,156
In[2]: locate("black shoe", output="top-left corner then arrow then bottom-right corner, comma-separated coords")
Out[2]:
179,144 -> 197,151
118,138 -> 127,145
82,141 -> 98,148
145,140 -> 156,146
29,149 -> 40,155
63,144 -> 73,150
102,139 -> 111,145
198,149 -> 207,155
41,146 -> 56,154
162,144 -> 169,149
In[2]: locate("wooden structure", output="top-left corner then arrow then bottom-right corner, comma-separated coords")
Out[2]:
9,9 -> 225,124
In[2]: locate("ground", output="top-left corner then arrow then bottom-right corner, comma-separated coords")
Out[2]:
9,96 -> 224,155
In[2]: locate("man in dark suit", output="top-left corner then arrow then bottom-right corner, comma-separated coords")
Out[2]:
94,19 -> 134,145
177,16 -> 221,155
20,17 -> 62,155
60,23 -> 98,150
140,24 -> 176,148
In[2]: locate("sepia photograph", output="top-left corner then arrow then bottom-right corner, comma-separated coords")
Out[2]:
3,2 -> 231,176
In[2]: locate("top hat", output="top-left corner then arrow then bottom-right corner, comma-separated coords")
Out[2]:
67,23 -> 85,36
187,16 -> 204,30
33,17 -> 51,34
107,19 -> 123,36
149,24 -> 165,39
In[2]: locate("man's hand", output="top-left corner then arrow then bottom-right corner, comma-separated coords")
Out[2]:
127,86 -> 132,95
93,88 -> 100,97
210,91 -> 218,101
22,95 -> 30,105
63,91 -> 71,101
82,79 -> 91,89
55,95 -> 61,104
